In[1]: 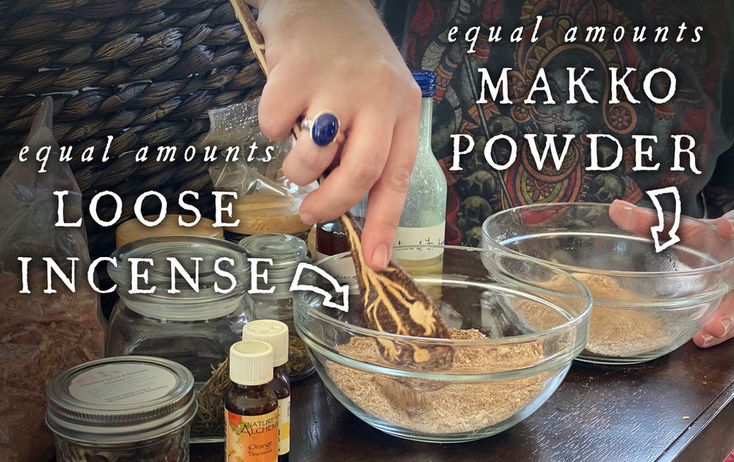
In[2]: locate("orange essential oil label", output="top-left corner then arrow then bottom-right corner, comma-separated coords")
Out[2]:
278,397 -> 291,455
225,408 -> 279,462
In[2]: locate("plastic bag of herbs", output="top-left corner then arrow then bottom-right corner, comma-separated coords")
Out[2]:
0,98 -> 105,461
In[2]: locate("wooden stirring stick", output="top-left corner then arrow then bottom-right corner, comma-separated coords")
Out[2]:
229,0 -> 453,370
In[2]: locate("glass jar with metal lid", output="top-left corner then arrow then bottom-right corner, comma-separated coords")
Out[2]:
46,356 -> 196,462
105,236 -> 252,442
239,233 -> 315,381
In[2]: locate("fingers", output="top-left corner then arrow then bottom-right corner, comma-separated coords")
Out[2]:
281,97 -> 352,186
609,199 -> 732,245
258,63 -> 310,140
298,112 -> 394,226
360,118 -> 419,270
711,216 -> 733,240
608,199 -> 657,236
693,291 -> 734,348
281,136 -> 339,186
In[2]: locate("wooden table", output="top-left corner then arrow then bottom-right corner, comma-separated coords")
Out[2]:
193,340 -> 734,462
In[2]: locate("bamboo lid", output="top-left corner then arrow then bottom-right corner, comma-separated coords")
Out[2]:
116,215 -> 223,248
231,193 -> 310,235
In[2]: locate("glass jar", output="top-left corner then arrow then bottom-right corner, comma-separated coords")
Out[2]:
106,236 -> 252,442
47,356 -> 196,462
116,214 -> 224,248
224,228 -> 310,245
239,234 -> 316,381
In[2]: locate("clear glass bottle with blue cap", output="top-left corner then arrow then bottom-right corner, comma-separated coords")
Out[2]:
393,70 -> 447,272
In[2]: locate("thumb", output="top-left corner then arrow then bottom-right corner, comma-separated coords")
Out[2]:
693,291 -> 734,348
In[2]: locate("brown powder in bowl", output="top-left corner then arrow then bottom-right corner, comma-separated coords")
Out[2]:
572,273 -> 677,357
327,329 -> 555,435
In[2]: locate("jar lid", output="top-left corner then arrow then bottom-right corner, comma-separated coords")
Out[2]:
229,340 -> 274,386
116,215 -> 223,248
108,237 -> 251,320
242,320 -> 289,367
46,356 -> 196,445
231,194 -> 311,235
239,233 -> 308,284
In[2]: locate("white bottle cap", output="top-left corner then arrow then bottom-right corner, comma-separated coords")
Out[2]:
229,340 -> 274,386
242,320 -> 289,367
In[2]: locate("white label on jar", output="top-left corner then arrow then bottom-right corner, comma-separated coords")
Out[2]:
69,363 -> 177,406
278,396 -> 290,455
316,251 -> 357,287
394,222 -> 446,260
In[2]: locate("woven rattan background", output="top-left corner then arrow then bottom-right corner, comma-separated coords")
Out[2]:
0,0 -> 265,273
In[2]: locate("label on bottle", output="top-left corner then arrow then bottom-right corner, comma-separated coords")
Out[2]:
394,222 -> 446,260
225,408 -> 279,462
315,250 -> 358,289
278,397 -> 290,455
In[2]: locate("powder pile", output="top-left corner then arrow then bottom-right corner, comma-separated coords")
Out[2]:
328,329 -> 553,435
573,273 -> 677,357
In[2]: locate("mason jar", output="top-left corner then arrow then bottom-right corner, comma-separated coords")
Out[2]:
239,233 -> 315,381
106,236 -> 252,442
47,356 -> 196,462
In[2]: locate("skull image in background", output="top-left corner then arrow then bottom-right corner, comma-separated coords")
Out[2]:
490,115 -> 520,139
458,170 -> 497,200
457,196 -> 493,232
485,116 -> 520,168
459,135 -> 487,174
585,142 -> 625,176
587,173 -> 624,203
463,226 -> 484,247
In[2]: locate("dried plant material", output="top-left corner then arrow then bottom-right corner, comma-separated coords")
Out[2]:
0,98 -> 104,461
1,273 -> 104,462
328,329 -> 549,434
287,334 -> 313,377
192,359 -> 229,438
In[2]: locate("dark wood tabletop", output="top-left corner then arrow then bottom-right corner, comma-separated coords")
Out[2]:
193,340 -> 734,462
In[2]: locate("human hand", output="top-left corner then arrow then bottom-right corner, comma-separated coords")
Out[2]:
609,199 -> 734,348
253,0 -> 422,270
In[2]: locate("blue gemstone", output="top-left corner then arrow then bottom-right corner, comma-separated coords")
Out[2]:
311,112 -> 339,147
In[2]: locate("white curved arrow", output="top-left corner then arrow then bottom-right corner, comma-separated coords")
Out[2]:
290,262 -> 350,312
647,186 -> 681,253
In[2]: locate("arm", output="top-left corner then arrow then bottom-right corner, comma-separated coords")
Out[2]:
246,0 -> 421,271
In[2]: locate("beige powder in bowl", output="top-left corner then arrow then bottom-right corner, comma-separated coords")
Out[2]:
573,273 -> 677,357
327,329 -> 554,435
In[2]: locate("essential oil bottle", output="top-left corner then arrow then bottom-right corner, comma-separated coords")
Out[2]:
242,320 -> 291,461
224,340 -> 279,462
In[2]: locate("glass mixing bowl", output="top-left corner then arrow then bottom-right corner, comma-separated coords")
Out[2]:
482,202 -> 734,365
294,246 -> 591,443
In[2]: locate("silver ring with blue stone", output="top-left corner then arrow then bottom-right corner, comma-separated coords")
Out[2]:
300,111 -> 341,147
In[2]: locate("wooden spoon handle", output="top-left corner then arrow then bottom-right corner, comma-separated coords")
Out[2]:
230,0 -> 268,77
229,1 -> 453,370
230,0 -> 301,141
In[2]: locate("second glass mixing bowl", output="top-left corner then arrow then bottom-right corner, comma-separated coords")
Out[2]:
483,202 -> 734,365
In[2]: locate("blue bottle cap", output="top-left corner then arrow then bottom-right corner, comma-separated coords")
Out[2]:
412,70 -> 436,98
